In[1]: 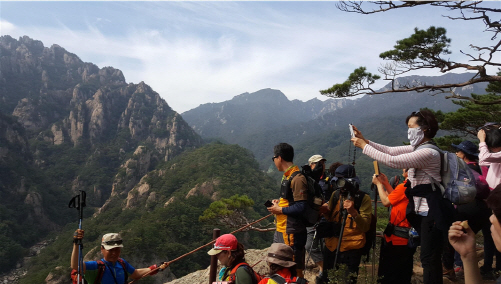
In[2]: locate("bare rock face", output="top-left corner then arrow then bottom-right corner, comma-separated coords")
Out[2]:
44,266 -> 68,284
51,124 -> 64,145
111,146 -> 155,197
185,179 -> 221,200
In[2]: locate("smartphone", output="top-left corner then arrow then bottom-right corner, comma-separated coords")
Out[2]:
264,200 -> 273,207
373,160 -> 380,175
349,124 -> 355,138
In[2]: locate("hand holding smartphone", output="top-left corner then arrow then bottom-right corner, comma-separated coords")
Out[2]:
264,200 -> 273,207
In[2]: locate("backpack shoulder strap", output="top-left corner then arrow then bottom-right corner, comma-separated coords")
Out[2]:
96,260 -> 106,284
270,274 -> 287,284
229,262 -> 251,283
415,143 -> 446,193
353,191 -> 366,211
117,258 -> 128,284
289,171 -> 300,182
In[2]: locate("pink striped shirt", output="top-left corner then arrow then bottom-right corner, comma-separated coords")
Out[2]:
479,142 -> 501,189
363,141 -> 441,213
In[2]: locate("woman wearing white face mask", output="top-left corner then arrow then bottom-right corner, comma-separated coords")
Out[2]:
351,109 -> 455,284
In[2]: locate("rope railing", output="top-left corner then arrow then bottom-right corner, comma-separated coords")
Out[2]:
128,213 -> 274,284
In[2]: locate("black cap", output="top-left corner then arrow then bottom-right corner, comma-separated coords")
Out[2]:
451,140 -> 478,157
334,164 -> 356,178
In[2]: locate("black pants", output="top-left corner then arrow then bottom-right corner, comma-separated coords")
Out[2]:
443,198 -> 491,270
416,214 -> 444,284
322,247 -> 362,284
378,239 -> 416,284
273,231 -> 307,270
483,223 -> 501,270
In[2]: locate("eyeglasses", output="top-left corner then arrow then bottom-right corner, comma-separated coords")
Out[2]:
272,156 -> 278,162
103,240 -> 123,246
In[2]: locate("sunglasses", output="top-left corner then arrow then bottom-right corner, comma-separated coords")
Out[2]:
272,156 -> 278,162
103,240 -> 123,246
411,111 -> 424,118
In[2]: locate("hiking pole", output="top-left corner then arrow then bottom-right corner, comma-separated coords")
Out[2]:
69,190 -> 86,284
333,198 -> 348,269
371,182 -> 378,279
305,224 -> 319,269
128,213 -> 274,284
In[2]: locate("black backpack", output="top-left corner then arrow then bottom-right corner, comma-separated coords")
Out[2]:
286,165 -> 324,227
329,190 -> 376,260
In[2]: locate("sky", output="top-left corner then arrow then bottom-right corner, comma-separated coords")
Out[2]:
0,1 -> 498,113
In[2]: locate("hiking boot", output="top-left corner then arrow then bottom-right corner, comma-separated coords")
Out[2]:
442,267 -> 456,281
480,266 -> 495,280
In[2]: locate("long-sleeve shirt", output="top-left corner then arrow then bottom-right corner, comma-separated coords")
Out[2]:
363,141 -> 441,214
479,142 -> 501,189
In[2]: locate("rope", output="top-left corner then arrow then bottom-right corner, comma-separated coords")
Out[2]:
128,213 -> 274,284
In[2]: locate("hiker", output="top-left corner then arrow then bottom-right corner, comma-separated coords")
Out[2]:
320,164 -> 372,284
449,184 -> 501,283
478,123 -> 501,189
372,171 -> 416,284
267,143 -> 308,278
478,125 -> 501,278
351,109 -> 455,284
442,140 -> 491,280
71,229 -> 168,284
258,243 -> 305,284
305,155 -> 328,283
208,234 -> 258,284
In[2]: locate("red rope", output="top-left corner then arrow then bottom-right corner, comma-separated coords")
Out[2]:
128,213 -> 274,284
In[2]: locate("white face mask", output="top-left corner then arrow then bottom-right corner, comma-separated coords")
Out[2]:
408,127 -> 424,146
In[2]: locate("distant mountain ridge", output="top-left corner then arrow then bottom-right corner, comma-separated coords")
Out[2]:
183,73 -> 488,168
182,88 -> 351,143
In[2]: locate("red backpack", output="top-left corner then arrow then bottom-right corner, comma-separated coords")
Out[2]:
71,258 -> 128,284
226,262 -> 264,284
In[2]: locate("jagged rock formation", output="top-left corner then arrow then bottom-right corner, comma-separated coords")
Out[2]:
0,35 -> 203,275
0,35 -> 203,206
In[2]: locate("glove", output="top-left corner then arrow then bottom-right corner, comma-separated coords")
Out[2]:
73,229 -> 84,244
149,264 -> 160,275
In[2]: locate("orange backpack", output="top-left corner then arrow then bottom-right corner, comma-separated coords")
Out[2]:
226,262 -> 264,284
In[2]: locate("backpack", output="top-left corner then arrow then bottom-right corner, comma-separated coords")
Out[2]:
329,190 -> 376,260
71,258 -> 128,284
226,262 -> 264,284
417,144 -> 477,205
286,165 -> 324,227
267,274 -> 308,284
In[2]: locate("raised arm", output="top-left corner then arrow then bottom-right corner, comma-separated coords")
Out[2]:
372,174 -> 391,207
71,229 -> 86,272
363,145 -> 437,170
479,142 -> 501,165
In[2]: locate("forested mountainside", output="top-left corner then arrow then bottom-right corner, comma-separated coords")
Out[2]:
0,35 -> 208,279
20,143 -> 277,284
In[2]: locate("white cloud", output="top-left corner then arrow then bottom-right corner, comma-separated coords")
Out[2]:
0,20 -> 16,35
1,2 -> 497,112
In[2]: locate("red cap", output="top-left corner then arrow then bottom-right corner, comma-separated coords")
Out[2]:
207,234 -> 238,255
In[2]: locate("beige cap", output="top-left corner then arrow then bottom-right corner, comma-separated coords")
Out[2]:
308,155 -> 326,165
101,233 -> 124,250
